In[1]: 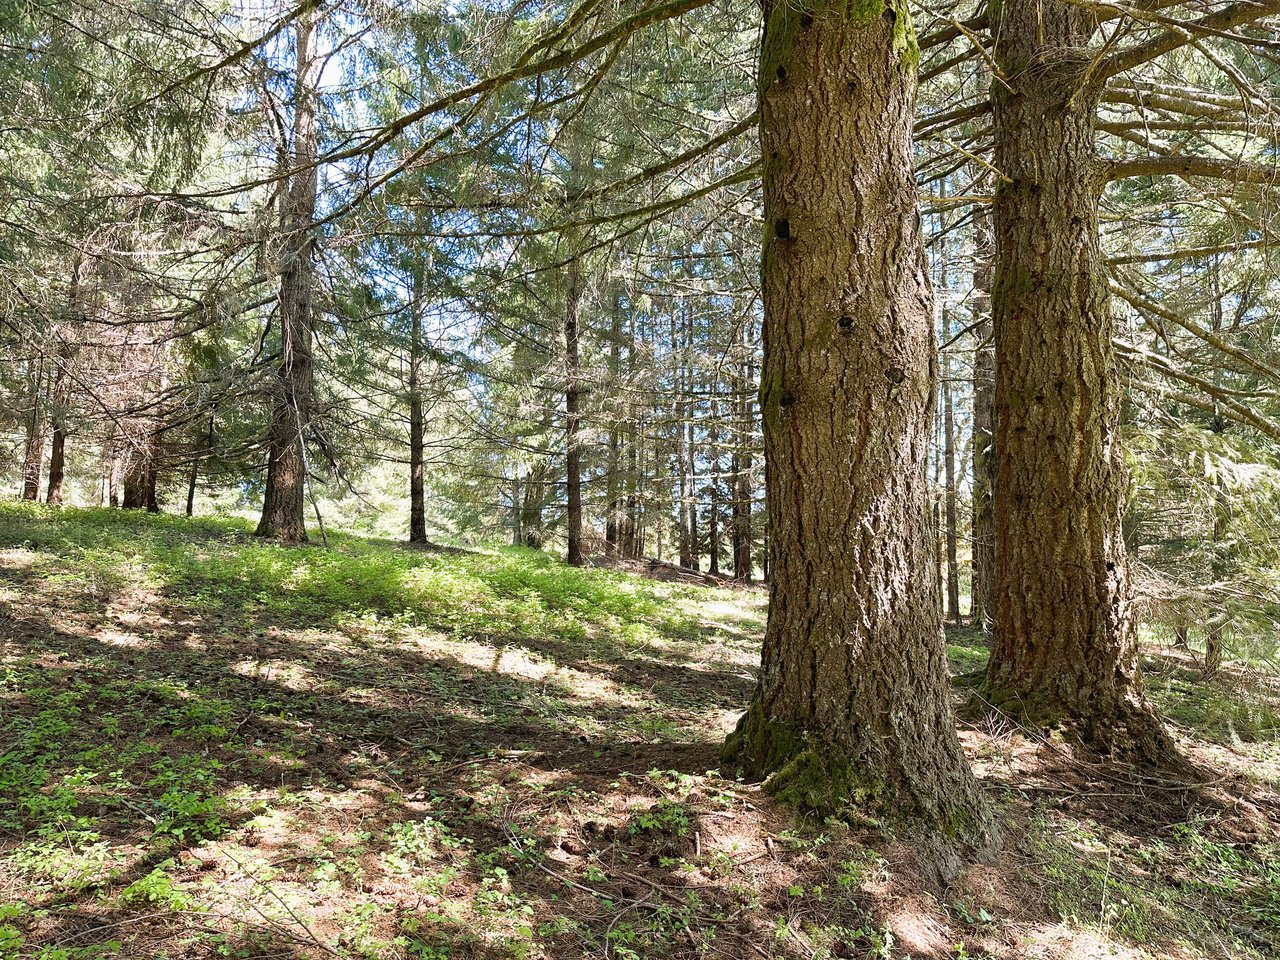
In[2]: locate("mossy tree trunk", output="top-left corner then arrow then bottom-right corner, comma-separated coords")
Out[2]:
982,0 -> 1173,763
257,7 -> 319,544
724,0 -> 993,854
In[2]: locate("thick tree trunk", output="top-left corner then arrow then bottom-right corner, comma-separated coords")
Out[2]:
970,182 -> 995,626
257,9 -> 319,544
983,0 -> 1172,762
724,1 -> 992,856
564,257 -> 584,566
409,268 -> 428,544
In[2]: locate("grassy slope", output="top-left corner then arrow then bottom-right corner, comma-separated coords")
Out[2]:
0,502 -> 1277,960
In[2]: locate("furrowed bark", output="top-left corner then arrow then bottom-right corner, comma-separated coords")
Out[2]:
725,0 -> 993,862
983,0 -> 1175,765
257,7 -> 319,544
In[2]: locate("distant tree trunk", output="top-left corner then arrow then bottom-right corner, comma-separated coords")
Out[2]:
942,313 -> 960,622
409,268 -> 428,544
510,474 -> 522,545
521,460 -> 549,548
21,356 -> 46,501
623,436 -> 640,558
982,0 -> 1173,763
621,310 -> 640,559
708,402 -> 721,576
933,461 -> 944,618
122,431 -> 159,512
46,264 -> 80,507
564,257 -> 584,566
724,1 -> 993,856
1205,262 -> 1231,676
685,411 -> 699,571
122,456 -> 146,510
605,302 -> 622,557
45,428 -> 66,505
45,349 -> 71,506
257,8 -> 319,544
186,409 -> 215,518
185,461 -> 198,517
625,435 -> 641,557
519,471 -> 540,547
970,177 -> 995,626
145,454 -> 159,513
107,432 -> 123,508
733,319 -> 754,582
675,308 -> 696,568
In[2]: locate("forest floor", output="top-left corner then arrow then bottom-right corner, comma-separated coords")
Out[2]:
1,502 -> 1278,960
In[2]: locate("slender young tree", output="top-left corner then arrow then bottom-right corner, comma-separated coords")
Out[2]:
724,0 -> 993,855
563,256 -> 584,566
408,265 -> 428,544
969,175 -> 994,626
257,7 -> 320,543
45,344 -> 71,505
21,355 -> 46,501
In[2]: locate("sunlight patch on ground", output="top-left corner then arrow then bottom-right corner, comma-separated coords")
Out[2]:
2,505 -> 1277,960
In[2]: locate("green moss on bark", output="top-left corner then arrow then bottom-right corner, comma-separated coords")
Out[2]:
725,700 -> 999,858
759,0 -> 920,94
758,366 -> 784,428
722,702 -> 887,815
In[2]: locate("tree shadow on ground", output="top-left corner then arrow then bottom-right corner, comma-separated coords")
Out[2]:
1,559 -> 835,959
3,520 -> 1277,960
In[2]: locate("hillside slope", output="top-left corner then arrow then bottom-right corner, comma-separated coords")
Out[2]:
1,503 -> 1277,959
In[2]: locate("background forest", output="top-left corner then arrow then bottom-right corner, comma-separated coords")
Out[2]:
2,0 -> 1280,958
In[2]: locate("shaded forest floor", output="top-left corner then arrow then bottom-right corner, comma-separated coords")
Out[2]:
1,503 -> 1278,960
